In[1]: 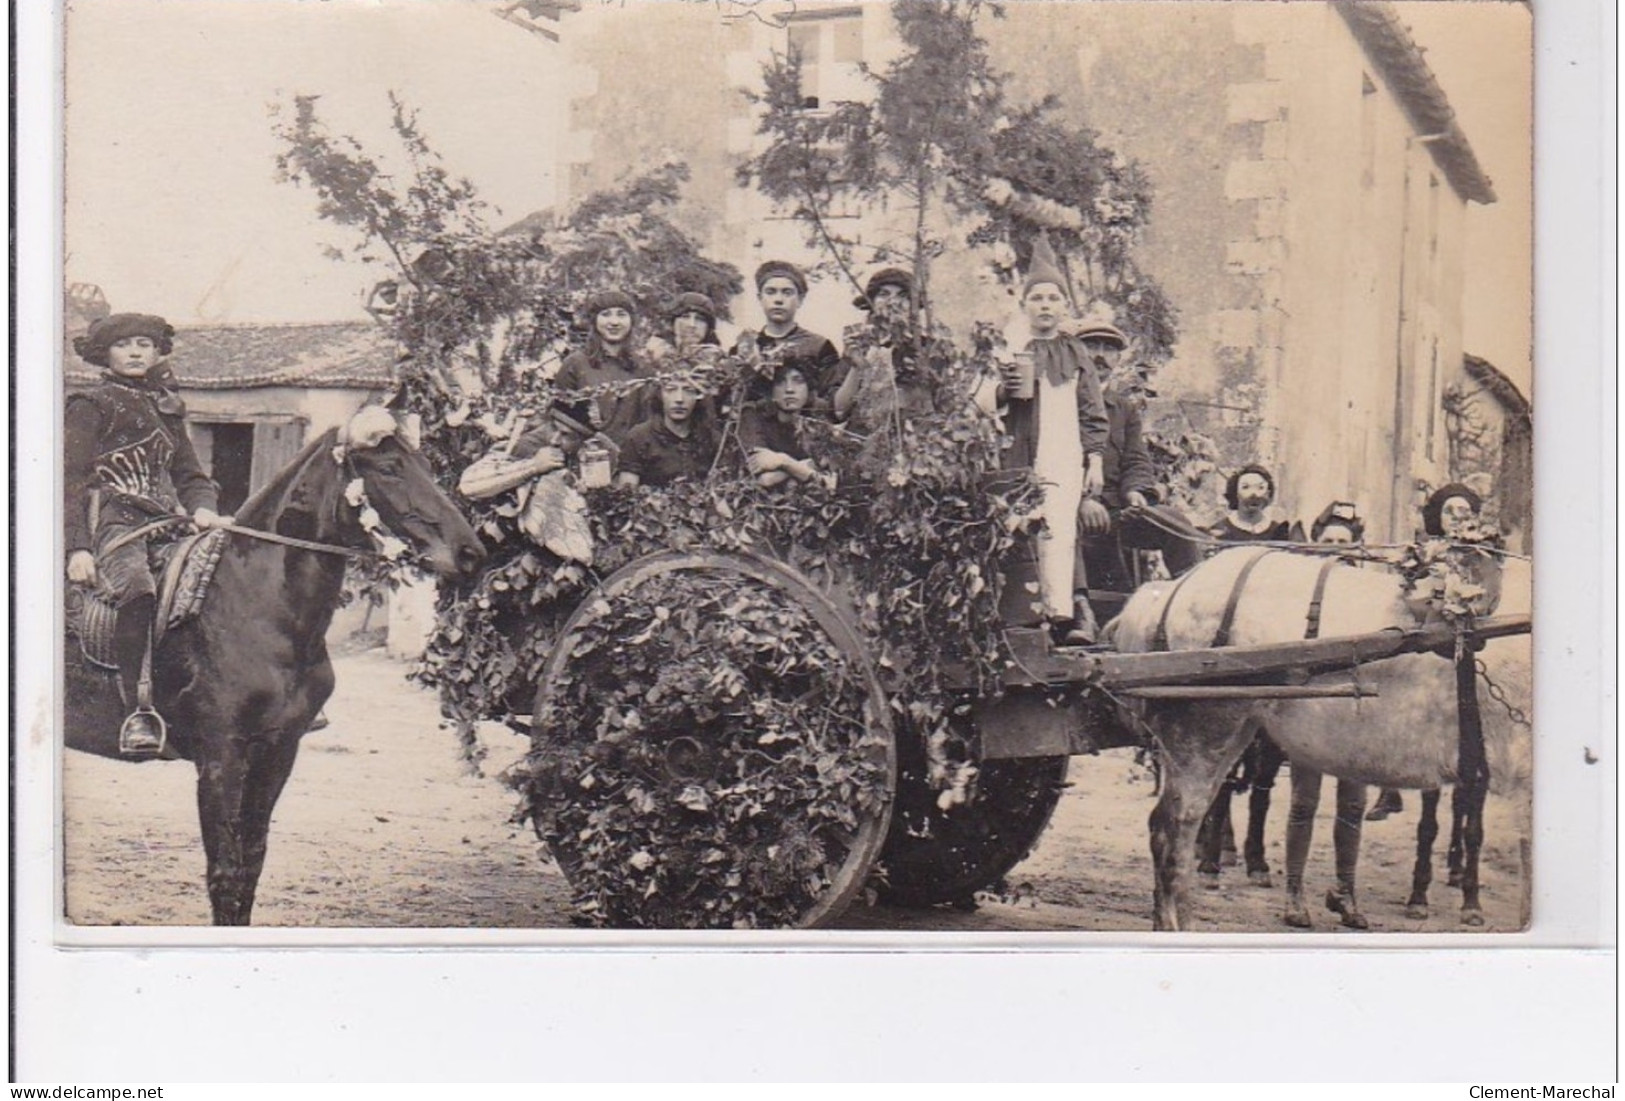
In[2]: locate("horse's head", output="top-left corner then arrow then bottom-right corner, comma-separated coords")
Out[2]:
336,406 -> 486,580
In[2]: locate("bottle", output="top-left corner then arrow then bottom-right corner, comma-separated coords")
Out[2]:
579,438 -> 612,489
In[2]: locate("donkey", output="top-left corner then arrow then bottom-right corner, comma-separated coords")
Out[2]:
65,406 -> 485,925
1104,545 -> 1531,932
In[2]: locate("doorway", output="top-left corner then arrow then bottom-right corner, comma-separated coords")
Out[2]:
204,422 -> 255,514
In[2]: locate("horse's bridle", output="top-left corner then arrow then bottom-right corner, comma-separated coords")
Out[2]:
97,513 -> 380,561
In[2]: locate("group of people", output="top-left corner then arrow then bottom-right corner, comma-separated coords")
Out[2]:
63,237 -> 1500,764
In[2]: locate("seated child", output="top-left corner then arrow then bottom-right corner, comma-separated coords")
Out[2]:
615,373 -> 718,489
738,362 -> 836,491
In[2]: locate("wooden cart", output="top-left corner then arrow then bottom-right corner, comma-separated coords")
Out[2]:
526,546 -> 1530,928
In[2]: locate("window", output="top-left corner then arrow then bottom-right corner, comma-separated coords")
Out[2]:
784,9 -> 864,110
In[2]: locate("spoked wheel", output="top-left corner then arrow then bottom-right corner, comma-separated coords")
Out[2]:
879,716 -> 1068,908
519,551 -> 895,929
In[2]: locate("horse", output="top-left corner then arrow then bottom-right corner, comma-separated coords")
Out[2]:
65,406 -> 485,925
1103,545 -> 1531,932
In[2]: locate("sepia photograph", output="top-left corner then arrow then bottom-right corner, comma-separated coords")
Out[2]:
19,0 -> 1622,1085
49,0 -> 1545,938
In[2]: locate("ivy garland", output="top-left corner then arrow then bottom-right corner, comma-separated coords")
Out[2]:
407,345 -> 1040,926
515,568 -> 892,929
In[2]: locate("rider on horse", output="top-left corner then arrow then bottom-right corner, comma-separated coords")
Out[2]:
64,313 -> 234,755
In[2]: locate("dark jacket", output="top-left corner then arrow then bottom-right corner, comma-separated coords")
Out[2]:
64,374 -> 218,553
734,326 -> 844,413
1102,383 -> 1160,510
553,347 -> 656,445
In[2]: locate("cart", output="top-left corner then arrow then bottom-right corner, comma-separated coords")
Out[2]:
522,541 -> 1531,929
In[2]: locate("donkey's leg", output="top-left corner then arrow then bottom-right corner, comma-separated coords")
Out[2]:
1150,707 -> 1256,931
1244,732 -> 1284,886
195,741 -> 255,926
1405,788 -> 1443,920
1282,764 -> 1321,927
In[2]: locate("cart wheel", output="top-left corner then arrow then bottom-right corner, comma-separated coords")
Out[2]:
879,736 -> 1068,908
522,550 -> 895,929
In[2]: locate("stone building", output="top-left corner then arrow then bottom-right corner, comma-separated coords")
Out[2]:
549,0 -> 1502,540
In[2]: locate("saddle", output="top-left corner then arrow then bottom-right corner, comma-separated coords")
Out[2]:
67,529 -> 229,669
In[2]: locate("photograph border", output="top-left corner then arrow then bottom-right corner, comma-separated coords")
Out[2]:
12,0 -> 1616,1081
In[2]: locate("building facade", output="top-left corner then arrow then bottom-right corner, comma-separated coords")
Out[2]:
552,1 -> 1500,540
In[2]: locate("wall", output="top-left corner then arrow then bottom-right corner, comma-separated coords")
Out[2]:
558,2 -> 1479,537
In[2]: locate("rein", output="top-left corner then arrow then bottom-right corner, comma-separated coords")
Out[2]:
219,523 -> 377,560
100,515 -> 377,560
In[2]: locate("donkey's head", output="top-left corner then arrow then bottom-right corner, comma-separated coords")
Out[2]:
336,406 -> 485,580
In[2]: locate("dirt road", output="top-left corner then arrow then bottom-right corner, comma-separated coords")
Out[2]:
63,644 -> 1528,933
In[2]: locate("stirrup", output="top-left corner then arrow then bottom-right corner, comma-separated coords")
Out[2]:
119,707 -> 168,757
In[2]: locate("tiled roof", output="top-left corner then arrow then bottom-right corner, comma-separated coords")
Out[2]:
64,320 -> 398,391
1337,3 -> 1497,205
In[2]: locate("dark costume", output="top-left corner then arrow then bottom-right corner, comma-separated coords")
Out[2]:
553,346 -> 656,447
737,403 -> 807,462
66,331 -> 219,751
734,326 -> 844,413
617,419 -> 717,488
1077,383 -> 1205,591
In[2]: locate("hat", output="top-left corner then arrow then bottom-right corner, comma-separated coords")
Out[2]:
854,267 -> 913,310
585,288 -> 636,317
73,313 -> 175,368
1310,501 -> 1365,542
548,398 -> 594,439
1075,301 -> 1128,348
1422,482 -> 1482,537
666,292 -> 717,322
1224,463 -> 1277,510
753,260 -> 808,296
1021,231 -> 1070,299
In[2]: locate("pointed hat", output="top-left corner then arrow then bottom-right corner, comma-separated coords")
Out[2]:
1022,230 -> 1070,299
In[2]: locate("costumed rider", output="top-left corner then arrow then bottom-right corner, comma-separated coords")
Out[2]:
994,232 -> 1110,646
1073,304 -> 1205,604
64,313 -> 232,755
554,288 -> 657,449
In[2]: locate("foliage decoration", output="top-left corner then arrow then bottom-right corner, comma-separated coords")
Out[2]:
514,566 -> 891,929
736,0 -> 1178,361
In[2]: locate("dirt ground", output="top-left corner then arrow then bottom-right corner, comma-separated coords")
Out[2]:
62,642 -> 1529,933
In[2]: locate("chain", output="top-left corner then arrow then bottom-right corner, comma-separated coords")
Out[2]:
1475,657 -> 1531,729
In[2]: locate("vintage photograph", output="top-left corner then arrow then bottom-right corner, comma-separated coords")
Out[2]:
59,0 -> 1534,934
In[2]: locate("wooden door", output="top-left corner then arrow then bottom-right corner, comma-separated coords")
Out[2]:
249,418 -> 307,494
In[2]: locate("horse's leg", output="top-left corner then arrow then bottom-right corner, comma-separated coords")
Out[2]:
1244,732 -> 1284,887
229,733 -> 305,926
1282,764 -> 1321,927
1405,788 -> 1443,920
1326,778 -> 1369,930
195,741 -> 255,926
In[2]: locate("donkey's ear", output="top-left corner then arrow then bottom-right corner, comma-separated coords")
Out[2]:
339,405 -> 398,451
